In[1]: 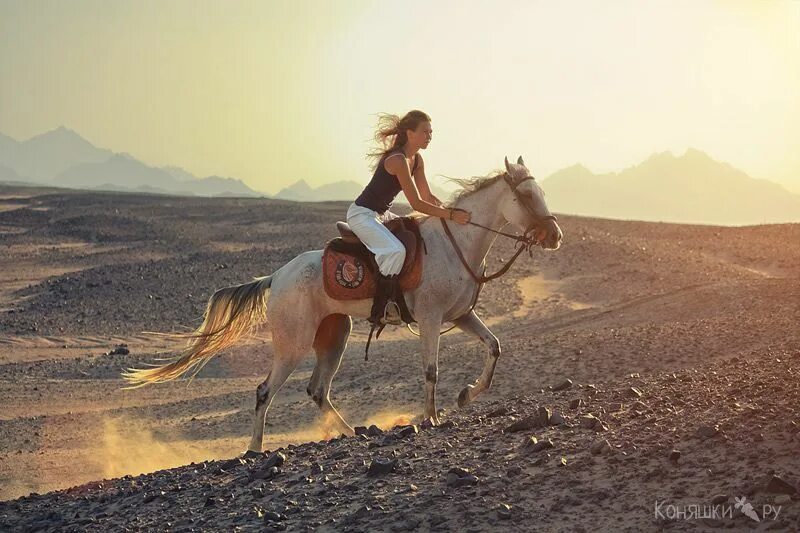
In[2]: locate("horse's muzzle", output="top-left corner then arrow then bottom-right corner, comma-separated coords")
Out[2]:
539,219 -> 562,250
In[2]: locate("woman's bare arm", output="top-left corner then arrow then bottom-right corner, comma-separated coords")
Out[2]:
385,154 -> 469,223
411,155 -> 440,205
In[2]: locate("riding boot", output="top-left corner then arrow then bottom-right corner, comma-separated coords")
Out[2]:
370,273 -> 402,327
382,274 -> 402,326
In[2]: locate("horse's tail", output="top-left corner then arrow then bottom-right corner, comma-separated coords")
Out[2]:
122,275 -> 273,388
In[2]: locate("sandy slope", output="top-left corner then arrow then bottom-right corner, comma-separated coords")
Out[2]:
0,184 -> 798,531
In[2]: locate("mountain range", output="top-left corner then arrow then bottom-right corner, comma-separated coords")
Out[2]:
0,127 -> 261,197
540,148 -> 800,225
1,127 -> 797,224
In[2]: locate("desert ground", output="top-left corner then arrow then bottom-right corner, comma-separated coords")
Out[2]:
0,183 -> 798,531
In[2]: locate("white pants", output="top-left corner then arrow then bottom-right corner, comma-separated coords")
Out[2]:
346,202 -> 406,275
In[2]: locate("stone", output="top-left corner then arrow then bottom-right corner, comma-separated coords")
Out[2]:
496,503 -> 512,519
367,457 -> 396,477
552,379 -> 573,391
367,425 -> 384,437
626,387 -> 643,398
263,511 -> 284,522
397,425 -> 418,438
250,465 -> 281,482
549,410 -> 567,426
446,466 -> 479,487
506,465 -> 523,477
108,344 -> 129,355
487,406 -> 513,417
448,466 -> 470,477
580,414 -> 599,430
446,472 -> 479,488
696,424 -> 719,439
263,452 -> 286,469
569,398 -> 585,410
537,406 -> 553,425
764,475 -> 797,495
505,415 -> 546,433
668,449 -> 681,462
525,436 -> 554,453
590,439 -> 612,455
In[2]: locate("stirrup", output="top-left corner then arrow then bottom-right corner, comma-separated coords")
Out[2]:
382,300 -> 402,326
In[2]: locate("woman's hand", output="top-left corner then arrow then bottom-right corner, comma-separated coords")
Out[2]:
449,208 -> 471,225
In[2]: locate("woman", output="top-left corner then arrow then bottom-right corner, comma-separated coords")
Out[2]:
347,110 -> 471,327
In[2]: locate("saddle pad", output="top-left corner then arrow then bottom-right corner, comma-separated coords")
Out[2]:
322,225 -> 424,301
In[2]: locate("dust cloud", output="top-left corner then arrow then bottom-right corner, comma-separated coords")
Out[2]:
96,417 -> 239,479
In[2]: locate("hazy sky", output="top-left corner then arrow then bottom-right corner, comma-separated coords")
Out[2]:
1,0 -> 798,194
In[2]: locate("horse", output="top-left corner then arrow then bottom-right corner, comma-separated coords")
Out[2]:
123,156 -> 563,453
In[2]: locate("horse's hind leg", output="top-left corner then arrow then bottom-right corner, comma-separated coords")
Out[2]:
453,310 -> 501,408
308,313 -> 355,436
247,323 -> 315,453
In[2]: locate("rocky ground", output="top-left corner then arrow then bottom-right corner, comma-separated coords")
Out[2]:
0,183 -> 799,531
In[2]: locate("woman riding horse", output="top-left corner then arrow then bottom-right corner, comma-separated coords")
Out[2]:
123,119 -> 563,452
348,110 -> 471,327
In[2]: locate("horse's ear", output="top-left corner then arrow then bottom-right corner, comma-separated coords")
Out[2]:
504,156 -> 511,172
517,156 -> 525,167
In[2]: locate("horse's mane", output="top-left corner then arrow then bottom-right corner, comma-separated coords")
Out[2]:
446,170 -> 506,206
407,170 -> 505,219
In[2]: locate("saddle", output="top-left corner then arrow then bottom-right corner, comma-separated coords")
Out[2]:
322,217 -> 425,303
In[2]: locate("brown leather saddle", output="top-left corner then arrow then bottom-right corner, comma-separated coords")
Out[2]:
321,216 -> 425,303
334,218 -> 420,273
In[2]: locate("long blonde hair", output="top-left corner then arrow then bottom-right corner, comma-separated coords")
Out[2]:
367,110 -> 431,171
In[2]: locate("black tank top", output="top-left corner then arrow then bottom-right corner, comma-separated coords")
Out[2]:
354,147 -> 418,214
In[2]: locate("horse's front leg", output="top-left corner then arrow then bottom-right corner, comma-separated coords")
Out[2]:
452,310 -> 501,408
416,310 -> 444,424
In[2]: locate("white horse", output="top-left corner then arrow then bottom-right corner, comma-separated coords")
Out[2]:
124,157 -> 563,452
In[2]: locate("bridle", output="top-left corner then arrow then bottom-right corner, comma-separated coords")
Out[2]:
440,172 -> 558,285
406,172 -> 558,339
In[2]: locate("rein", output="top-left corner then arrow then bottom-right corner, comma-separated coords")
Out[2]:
442,173 -> 557,284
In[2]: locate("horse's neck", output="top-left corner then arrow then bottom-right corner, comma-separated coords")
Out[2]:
448,180 -> 508,267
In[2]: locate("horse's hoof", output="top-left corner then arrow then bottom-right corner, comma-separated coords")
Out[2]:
241,449 -> 263,459
421,414 -> 439,426
457,385 -> 474,408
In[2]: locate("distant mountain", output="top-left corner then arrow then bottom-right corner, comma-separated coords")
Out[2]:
162,166 -> 198,182
0,133 -> 18,162
57,153 -> 175,190
0,127 -> 262,197
541,149 -> 800,225
160,166 -> 259,196
275,180 -> 364,202
190,175 -> 259,197
0,164 -> 22,182
0,126 -> 112,182
54,154 -> 260,197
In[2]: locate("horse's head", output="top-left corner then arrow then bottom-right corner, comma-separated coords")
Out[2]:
499,156 -> 563,250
